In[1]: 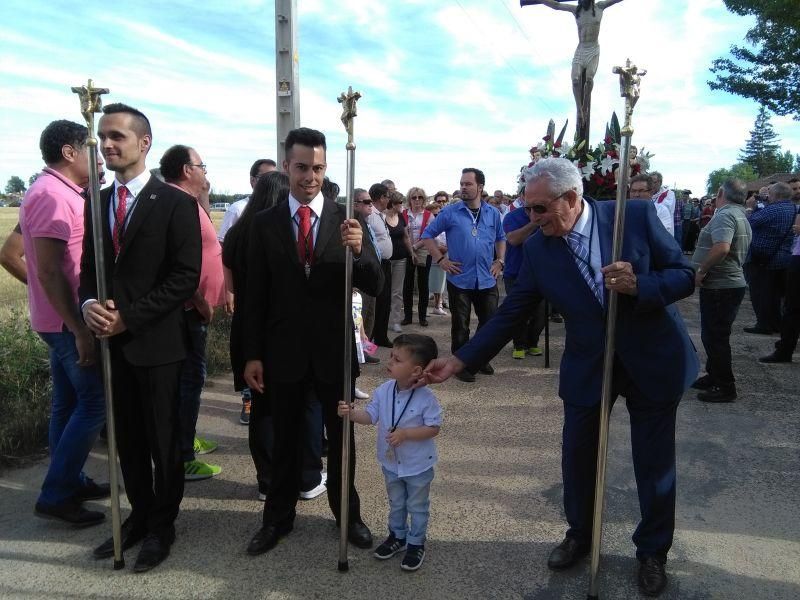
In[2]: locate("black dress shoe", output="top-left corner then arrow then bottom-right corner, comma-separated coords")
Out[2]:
690,374 -> 713,390
363,353 -> 380,364
74,478 -> 111,502
400,318 -> 412,326
759,351 -> 792,364
743,326 -> 773,334
478,363 -> 494,375
133,531 -> 174,573
34,500 -> 104,528
697,386 -> 737,403
550,313 -> 563,323
455,370 -> 476,383
247,522 -> 293,556
547,537 -> 589,570
419,320 -> 429,327
347,520 -> 373,549
638,556 -> 668,597
93,519 -> 148,559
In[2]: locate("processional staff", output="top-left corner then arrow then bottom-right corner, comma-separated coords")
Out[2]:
586,59 -> 646,600
70,80 -> 125,570
336,85 -> 362,573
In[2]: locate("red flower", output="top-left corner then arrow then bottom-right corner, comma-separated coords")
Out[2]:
554,141 -> 562,148
604,135 -> 612,144
543,135 -> 551,142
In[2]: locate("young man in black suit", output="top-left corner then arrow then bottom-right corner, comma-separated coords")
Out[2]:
242,127 -> 383,555
80,103 -> 201,573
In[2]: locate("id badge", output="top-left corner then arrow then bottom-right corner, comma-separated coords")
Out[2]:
385,446 -> 395,462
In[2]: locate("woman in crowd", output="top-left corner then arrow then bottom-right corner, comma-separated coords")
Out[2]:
402,187 -> 433,327
222,171 -> 289,500
385,191 -> 414,334
426,201 -> 448,315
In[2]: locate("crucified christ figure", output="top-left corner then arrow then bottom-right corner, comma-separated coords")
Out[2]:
521,0 -> 624,143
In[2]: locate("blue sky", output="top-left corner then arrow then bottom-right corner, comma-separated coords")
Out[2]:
1,0 -> 797,198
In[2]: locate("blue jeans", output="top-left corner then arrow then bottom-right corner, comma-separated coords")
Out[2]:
382,466 -> 434,546
38,331 -> 106,506
179,309 -> 208,462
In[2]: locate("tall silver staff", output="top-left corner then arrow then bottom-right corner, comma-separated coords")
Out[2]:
71,80 -> 124,571
586,59 -> 645,600
337,85 -> 362,572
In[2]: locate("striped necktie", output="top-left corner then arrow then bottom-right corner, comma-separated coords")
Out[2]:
566,230 -> 603,305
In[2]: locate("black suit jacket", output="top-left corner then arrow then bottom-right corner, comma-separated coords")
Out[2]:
79,176 -> 201,367
242,197 -> 383,385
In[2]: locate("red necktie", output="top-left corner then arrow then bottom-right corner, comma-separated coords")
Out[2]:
297,205 -> 313,264
113,185 -> 128,256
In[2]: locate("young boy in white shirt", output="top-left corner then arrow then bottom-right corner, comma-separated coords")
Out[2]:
338,334 -> 441,571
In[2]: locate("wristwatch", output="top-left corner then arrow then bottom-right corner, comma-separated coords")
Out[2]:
495,258 -> 505,268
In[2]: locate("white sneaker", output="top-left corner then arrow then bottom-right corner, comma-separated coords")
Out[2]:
299,471 -> 327,500
432,307 -> 447,316
391,323 -> 402,333
355,387 -> 369,399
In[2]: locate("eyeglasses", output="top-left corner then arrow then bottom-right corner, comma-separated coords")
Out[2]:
188,163 -> 207,174
524,191 -> 569,214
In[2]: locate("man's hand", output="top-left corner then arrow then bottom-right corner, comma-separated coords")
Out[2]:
337,400 -> 353,418
75,328 -> 97,366
602,261 -> 638,296
421,355 -> 465,385
439,257 -> 462,275
694,269 -> 706,288
244,360 -> 264,394
195,297 -> 213,324
490,260 -> 503,279
341,219 -> 362,256
386,428 -> 407,447
83,299 -> 127,337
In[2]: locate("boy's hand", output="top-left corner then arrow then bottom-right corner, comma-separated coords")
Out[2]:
386,428 -> 407,447
337,400 -> 353,418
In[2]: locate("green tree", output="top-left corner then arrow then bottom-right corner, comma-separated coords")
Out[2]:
708,0 -> 800,120
775,150 -> 795,173
28,173 -> 39,186
5,175 -> 26,194
706,163 -> 758,196
739,107 -> 782,176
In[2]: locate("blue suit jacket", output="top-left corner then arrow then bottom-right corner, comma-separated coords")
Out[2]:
457,199 -> 699,407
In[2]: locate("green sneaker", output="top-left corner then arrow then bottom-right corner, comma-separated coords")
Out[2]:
512,348 -> 526,360
527,347 -> 543,356
184,459 -> 222,481
193,437 -> 218,455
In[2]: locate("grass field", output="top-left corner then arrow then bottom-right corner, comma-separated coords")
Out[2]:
0,207 -> 27,311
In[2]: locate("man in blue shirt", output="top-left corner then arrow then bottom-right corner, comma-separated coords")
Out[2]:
502,201 -> 545,358
422,168 -> 505,382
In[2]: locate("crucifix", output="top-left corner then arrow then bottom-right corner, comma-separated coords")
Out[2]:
521,0 -> 624,148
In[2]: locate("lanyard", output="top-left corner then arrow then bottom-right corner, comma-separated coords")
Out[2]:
390,382 -> 416,432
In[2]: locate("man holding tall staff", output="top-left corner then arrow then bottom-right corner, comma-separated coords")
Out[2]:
425,158 -> 698,597
242,127 -> 383,556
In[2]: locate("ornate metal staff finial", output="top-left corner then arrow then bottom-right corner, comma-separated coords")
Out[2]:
612,59 -> 646,136
71,79 -> 109,143
337,86 -> 362,149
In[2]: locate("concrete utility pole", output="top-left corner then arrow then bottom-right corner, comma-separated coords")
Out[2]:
275,0 -> 300,165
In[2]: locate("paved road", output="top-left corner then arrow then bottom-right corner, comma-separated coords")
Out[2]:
1,293 -> 798,599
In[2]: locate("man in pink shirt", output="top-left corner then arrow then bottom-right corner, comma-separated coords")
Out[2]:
20,119 -> 109,526
159,145 -> 226,481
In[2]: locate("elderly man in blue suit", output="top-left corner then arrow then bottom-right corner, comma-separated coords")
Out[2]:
425,158 -> 698,597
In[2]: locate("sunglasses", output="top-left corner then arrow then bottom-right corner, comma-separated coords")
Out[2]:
354,200 -> 373,205
410,195 -> 425,200
524,191 -> 569,214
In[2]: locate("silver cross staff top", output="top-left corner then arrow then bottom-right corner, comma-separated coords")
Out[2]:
71,79 -> 109,137
612,59 -> 646,136
337,86 -> 362,150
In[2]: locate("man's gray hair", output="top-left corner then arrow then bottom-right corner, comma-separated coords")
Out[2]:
720,178 -> 747,205
769,182 -> 792,202
523,158 -> 583,197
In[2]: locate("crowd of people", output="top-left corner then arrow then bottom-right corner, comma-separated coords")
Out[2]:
3,105 -> 799,596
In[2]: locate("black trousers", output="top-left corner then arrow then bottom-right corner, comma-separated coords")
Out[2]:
111,355 -> 184,538
746,262 -> 786,331
699,287 -> 746,389
263,377 -> 360,528
447,281 -> 499,356
403,256 -> 431,322
372,259 -> 392,345
776,255 -> 800,357
504,275 -> 546,349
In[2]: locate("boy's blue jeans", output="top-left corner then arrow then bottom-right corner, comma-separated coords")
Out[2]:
382,466 -> 434,546
38,331 -> 106,506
